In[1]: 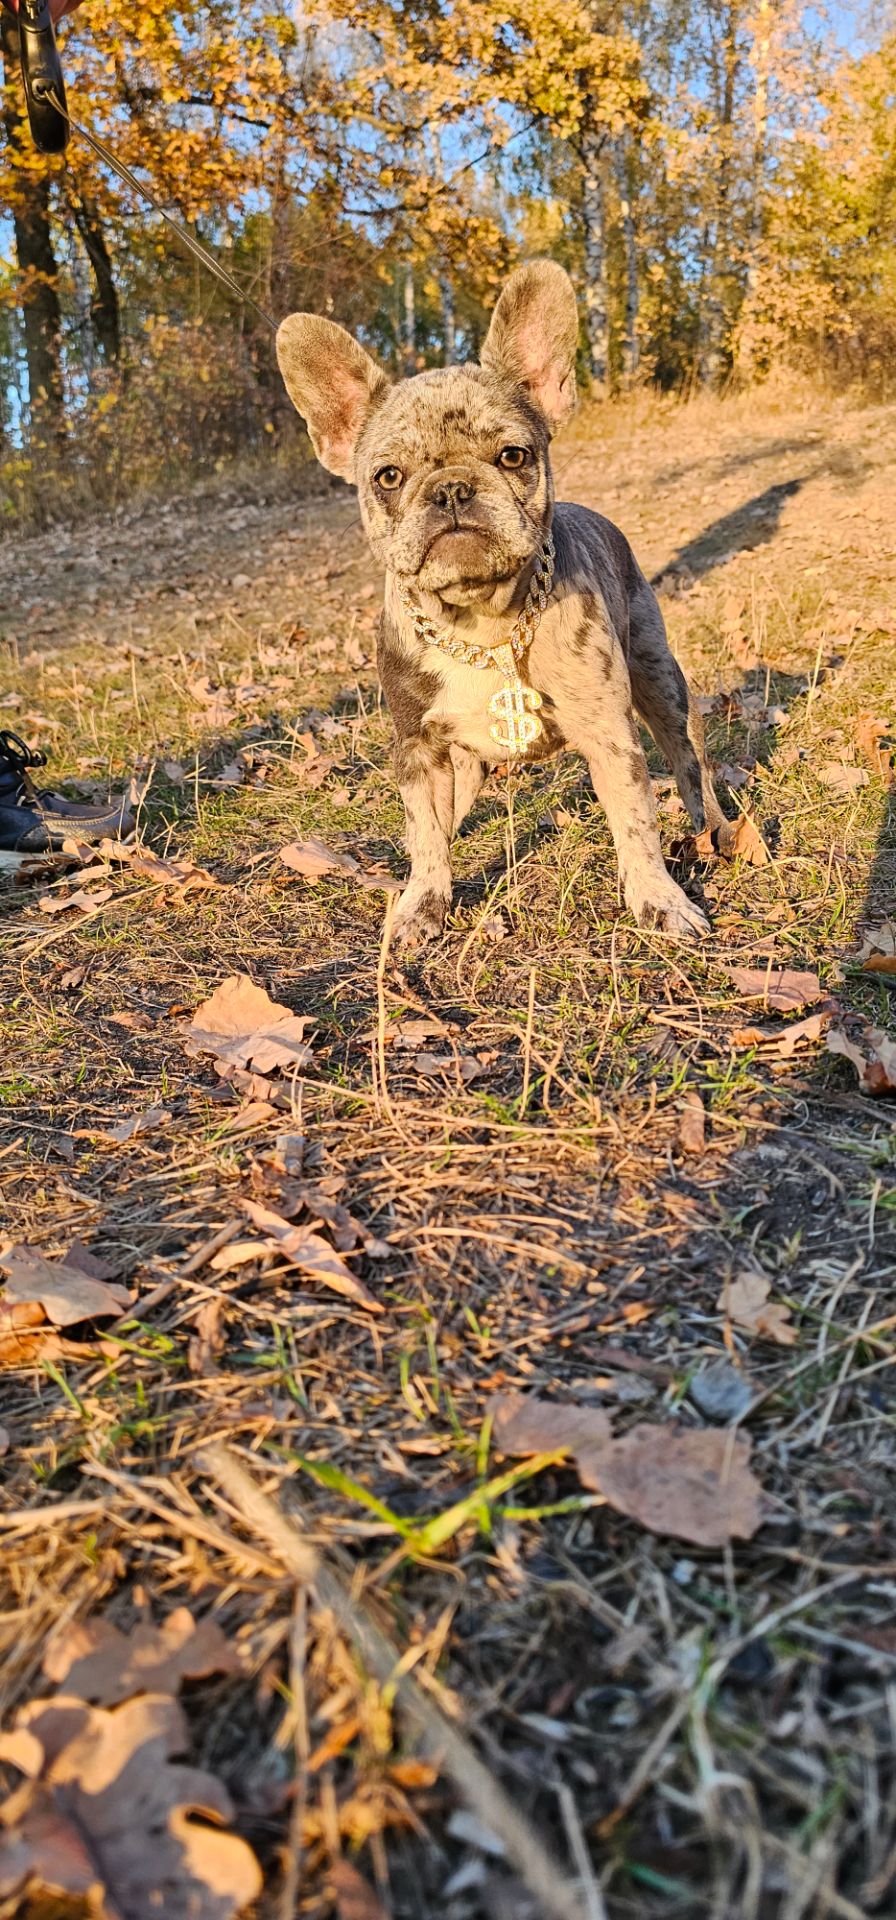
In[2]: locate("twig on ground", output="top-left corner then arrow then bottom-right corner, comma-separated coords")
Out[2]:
199,1442 -> 591,1920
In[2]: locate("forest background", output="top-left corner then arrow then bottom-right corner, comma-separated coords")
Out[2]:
1,0 -> 894,525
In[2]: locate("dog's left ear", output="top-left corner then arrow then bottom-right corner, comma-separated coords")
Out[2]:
277,314 -> 390,483
480,260 -> 579,433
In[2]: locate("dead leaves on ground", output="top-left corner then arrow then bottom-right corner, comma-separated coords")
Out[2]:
855,711 -> 895,783
489,1392 -> 763,1547
280,836 -> 400,893
717,1273 -> 797,1346
724,966 -> 824,1013
0,1243 -> 132,1329
237,1199 -> 383,1312
43,1607 -> 240,1705
827,1021 -> 896,1095
0,1693 -> 261,1920
187,974 -> 313,1075
856,920 -> 896,979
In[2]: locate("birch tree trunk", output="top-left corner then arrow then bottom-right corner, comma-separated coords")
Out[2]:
698,1 -> 741,386
1,10 -> 65,446
615,137 -> 640,385
403,264 -> 416,373
581,122 -> 610,388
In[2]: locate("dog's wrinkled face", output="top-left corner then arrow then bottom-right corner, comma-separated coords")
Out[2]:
352,368 -> 551,604
277,260 -> 579,610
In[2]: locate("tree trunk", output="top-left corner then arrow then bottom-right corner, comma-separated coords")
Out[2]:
402,263 -> 416,373
615,138 -> 640,385
698,3 -> 740,387
581,122 -> 610,388
1,10 -> 65,445
70,191 -> 120,365
440,272 -> 456,364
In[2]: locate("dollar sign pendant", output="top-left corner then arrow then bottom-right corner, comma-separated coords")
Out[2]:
488,645 -> 543,755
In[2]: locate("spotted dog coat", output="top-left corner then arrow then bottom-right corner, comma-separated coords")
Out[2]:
277,261 -> 729,949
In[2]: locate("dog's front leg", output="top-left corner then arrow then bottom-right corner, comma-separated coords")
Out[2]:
553,650 -> 710,941
393,733 -> 455,950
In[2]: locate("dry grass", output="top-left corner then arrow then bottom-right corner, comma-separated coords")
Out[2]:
1,379 -> 895,1919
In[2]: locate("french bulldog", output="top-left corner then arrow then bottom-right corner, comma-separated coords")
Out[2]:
276,259 -> 730,950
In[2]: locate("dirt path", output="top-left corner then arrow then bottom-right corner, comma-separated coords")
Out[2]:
2,384 -> 895,1919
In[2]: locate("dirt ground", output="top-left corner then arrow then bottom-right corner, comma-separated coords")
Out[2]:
1,379 -> 895,1920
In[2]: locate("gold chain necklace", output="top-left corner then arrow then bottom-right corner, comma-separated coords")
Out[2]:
396,533 -> 556,756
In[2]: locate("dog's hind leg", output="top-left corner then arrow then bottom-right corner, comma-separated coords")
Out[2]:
627,584 -> 729,839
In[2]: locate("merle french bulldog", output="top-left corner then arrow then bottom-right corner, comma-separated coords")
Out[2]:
277,260 -> 729,949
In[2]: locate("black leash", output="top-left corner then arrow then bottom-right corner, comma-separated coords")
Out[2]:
48,88 -> 279,333
1,0 -> 278,332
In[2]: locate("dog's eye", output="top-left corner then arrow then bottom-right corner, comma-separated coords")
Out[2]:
375,465 -> 404,491
497,446 -> 529,471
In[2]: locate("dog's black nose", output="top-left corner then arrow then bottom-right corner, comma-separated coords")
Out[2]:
428,475 -> 476,512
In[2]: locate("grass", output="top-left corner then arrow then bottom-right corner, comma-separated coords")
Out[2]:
1,375 -> 895,1918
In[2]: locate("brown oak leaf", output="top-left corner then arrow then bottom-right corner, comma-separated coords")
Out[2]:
0,1693 -> 261,1919
43,1607 -> 240,1705
488,1391 -> 613,1459
580,1425 -> 763,1548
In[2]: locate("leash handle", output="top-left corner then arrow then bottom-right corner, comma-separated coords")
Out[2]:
2,0 -> 69,153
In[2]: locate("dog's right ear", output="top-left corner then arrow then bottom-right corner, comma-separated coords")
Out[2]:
276,315 -> 389,484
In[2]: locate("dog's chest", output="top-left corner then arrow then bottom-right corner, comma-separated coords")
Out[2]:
419,648 -> 511,761
420,646 -> 556,763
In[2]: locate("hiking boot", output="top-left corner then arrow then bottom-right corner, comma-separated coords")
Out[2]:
0,729 -> 136,869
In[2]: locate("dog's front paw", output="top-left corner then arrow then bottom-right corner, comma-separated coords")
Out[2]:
392,885 -> 449,953
628,875 -> 710,943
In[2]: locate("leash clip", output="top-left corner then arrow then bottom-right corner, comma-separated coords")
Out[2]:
2,0 -> 69,153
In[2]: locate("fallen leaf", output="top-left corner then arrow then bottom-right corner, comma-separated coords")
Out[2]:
726,814 -> 770,866
724,967 -> 824,1013
241,1199 -> 383,1311
1,1246 -> 133,1327
208,1240 -> 274,1273
43,1607 -> 240,1705
731,1009 -> 833,1057
718,1273 -> 797,1346
280,837 -> 400,893
854,712 -> 894,782
188,674 -> 236,728
818,762 -> 869,794
580,1425 -> 763,1547
676,1090 -> 705,1154
330,1858 -> 390,1920
0,1692 -> 261,1919
857,921 -> 896,979
187,974 -> 313,1075
413,1052 -> 484,1081
38,885 -> 114,917
827,1023 -> 896,1095
90,1106 -> 172,1145
125,849 -> 218,897
489,1390 -> 613,1459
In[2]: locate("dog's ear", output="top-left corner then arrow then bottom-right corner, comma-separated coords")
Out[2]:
481,260 -> 579,432
276,315 -> 389,483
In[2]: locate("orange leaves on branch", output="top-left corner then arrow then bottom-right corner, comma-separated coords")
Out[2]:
0,1694 -> 262,1920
